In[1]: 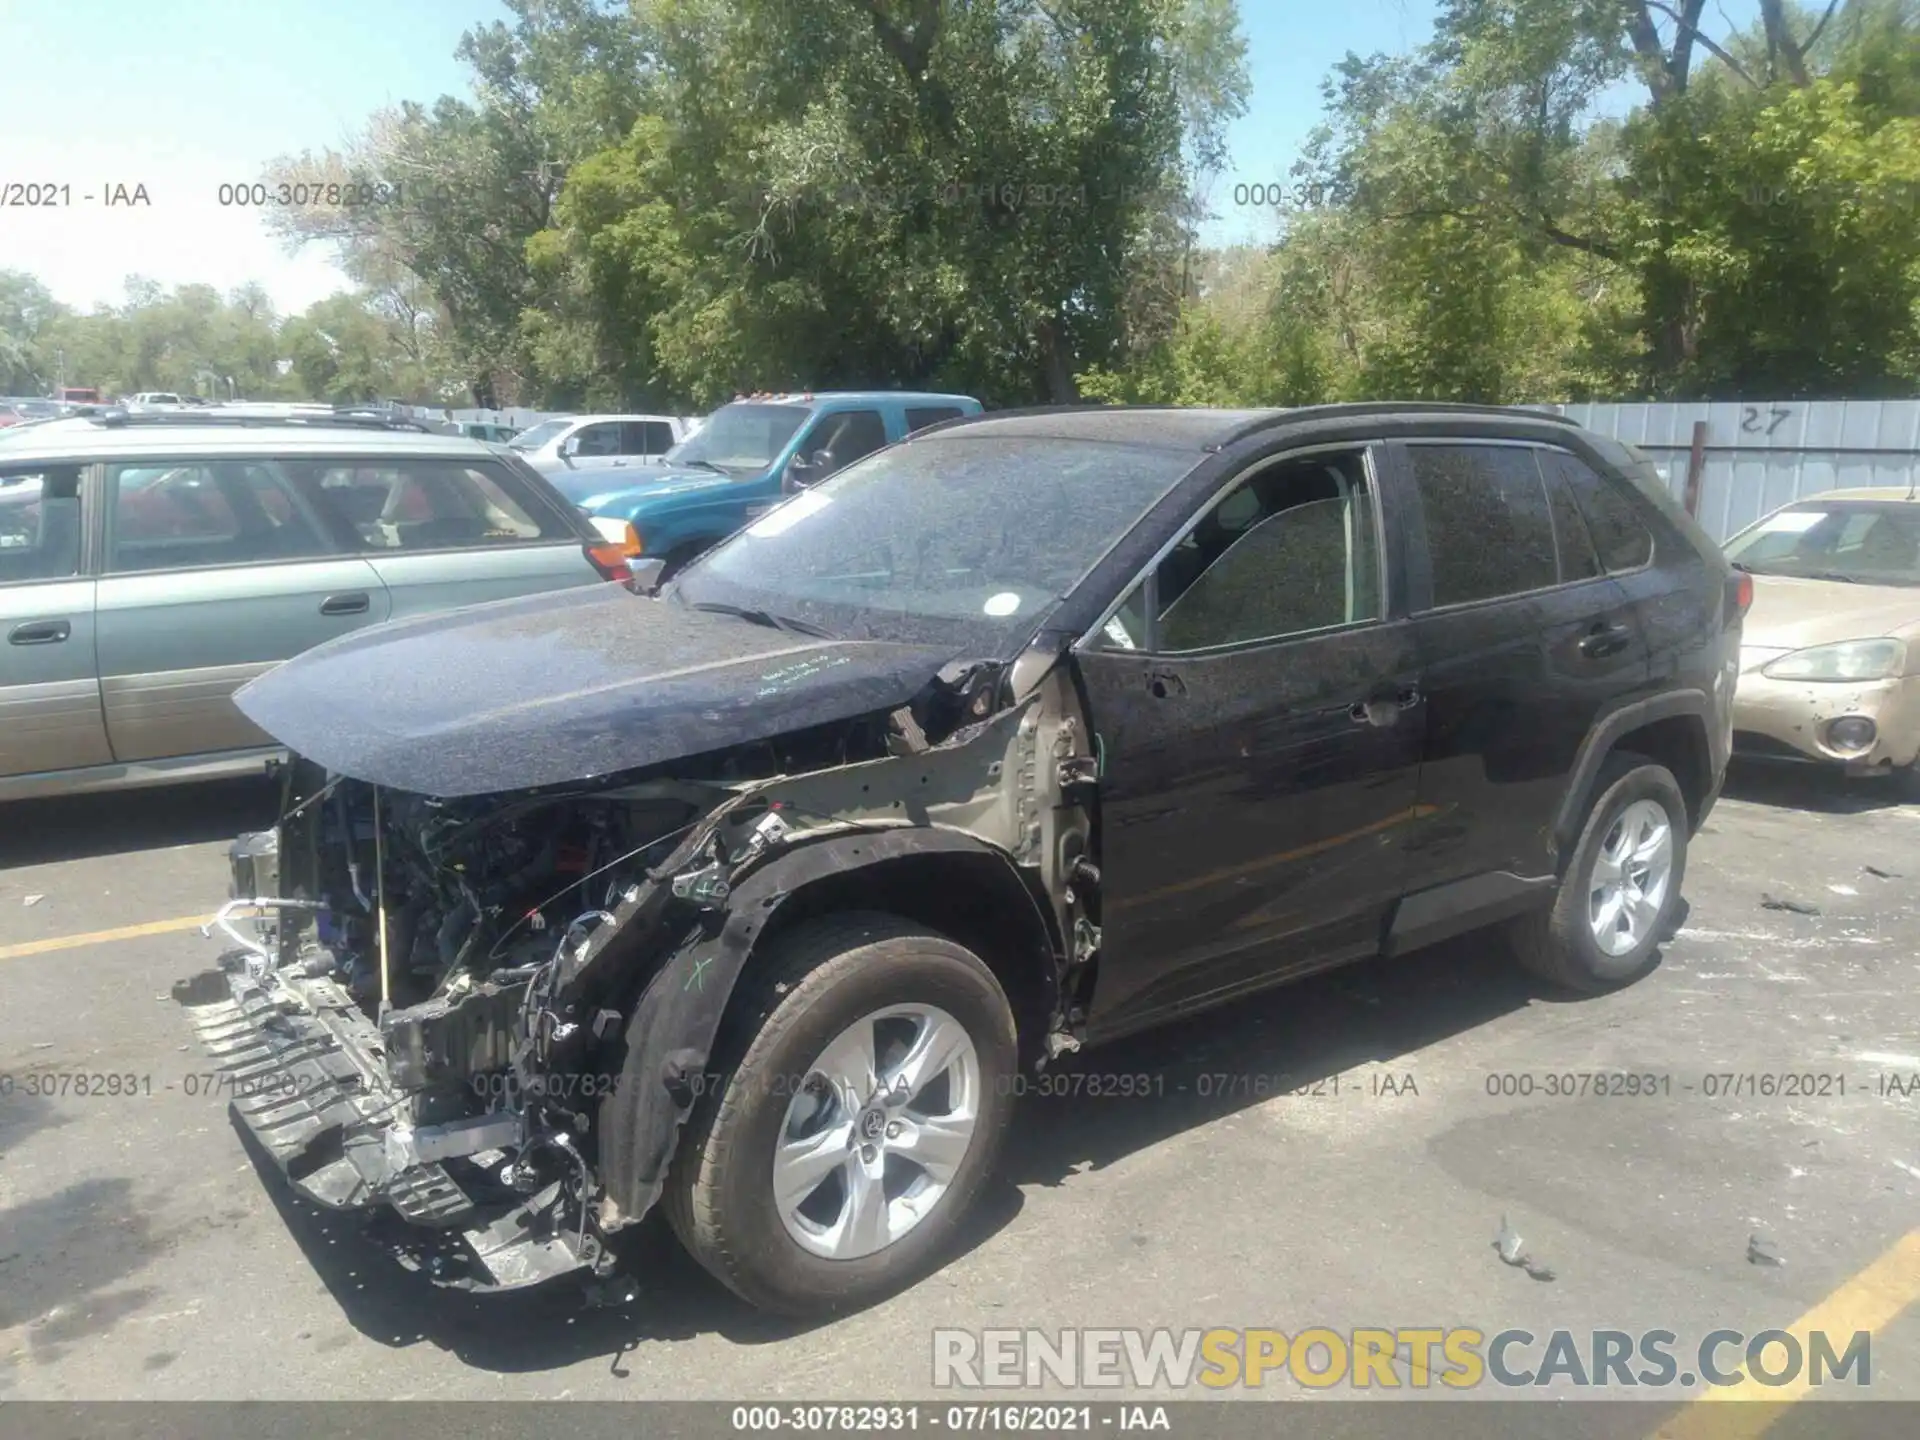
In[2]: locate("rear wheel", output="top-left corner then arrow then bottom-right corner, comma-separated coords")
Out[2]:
664,913 -> 1017,1316
1511,752 -> 1688,993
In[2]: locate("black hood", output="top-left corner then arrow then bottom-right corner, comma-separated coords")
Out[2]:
234,583 -> 962,797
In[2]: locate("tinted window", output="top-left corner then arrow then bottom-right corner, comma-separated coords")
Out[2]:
1543,450 -> 1654,572
1409,445 -> 1558,607
573,422 -> 624,457
107,461 -> 332,573
1108,450 -> 1381,653
631,421 -> 676,455
905,406 -> 965,433
300,459 -> 562,552
0,465 -> 83,583
805,409 -> 888,473
1541,459 -> 1603,583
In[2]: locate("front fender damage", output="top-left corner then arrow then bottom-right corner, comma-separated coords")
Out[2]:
184,652 -> 1095,1292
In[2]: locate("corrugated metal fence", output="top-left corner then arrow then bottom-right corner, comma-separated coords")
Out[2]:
1534,400 -> 1920,544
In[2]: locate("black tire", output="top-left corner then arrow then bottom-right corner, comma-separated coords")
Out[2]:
664,912 -> 1018,1316
1510,752 -> 1689,994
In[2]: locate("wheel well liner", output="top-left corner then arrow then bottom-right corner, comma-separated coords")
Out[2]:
594,826 -> 1060,1225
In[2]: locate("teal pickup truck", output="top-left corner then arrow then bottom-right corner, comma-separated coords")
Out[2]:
546,390 -> 982,575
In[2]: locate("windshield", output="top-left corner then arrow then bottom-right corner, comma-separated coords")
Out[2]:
508,418 -> 571,451
1725,501 -> 1920,586
663,403 -> 809,471
675,434 -> 1196,648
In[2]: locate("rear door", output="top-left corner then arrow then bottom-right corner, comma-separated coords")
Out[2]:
299,453 -> 600,620
93,456 -> 390,763
0,458 -> 112,781
624,419 -> 677,465
1391,440 -> 1648,922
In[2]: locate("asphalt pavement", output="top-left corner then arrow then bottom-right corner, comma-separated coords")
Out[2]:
1,765 -> 1917,1434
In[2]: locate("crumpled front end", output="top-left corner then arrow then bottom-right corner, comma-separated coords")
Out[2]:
181,651 -> 1083,1294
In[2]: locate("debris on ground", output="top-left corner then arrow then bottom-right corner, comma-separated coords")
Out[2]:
1864,865 -> 1899,879
1827,884 -> 1859,896
22,894 -> 45,907
1760,894 -> 1821,915
1493,1215 -> 1555,1279
1747,1233 -> 1785,1267
1494,1215 -> 1526,1266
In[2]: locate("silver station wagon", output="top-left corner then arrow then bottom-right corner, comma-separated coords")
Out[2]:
0,409 -> 629,802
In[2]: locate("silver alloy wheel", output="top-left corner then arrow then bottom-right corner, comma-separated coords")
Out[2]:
772,1002 -> 982,1261
1587,797 -> 1674,957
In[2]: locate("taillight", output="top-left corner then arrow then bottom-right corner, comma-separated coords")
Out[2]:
1729,570 -> 1754,617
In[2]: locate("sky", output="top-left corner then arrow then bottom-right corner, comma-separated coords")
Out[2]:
0,0 -> 1733,317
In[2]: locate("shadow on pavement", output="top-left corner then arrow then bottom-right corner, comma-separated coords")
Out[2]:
1719,757 -> 1915,815
236,928 -> 1568,1372
0,777 -> 280,869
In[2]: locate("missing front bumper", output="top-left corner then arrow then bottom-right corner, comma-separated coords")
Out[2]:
184,954 -> 595,1292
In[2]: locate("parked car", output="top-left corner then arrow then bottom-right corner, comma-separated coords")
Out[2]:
0,410 -> 634,803
1723,488 -> 1920,776
186,401 -> 1742,1315
0,403 -> 25,429
552,391 -> 982,576
127,391 -> 186,410
506,413 -> 692,476
463,422 -> 521,443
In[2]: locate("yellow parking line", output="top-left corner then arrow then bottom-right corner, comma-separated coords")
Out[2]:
1649,1227 -> 1920,1439
0,913 -> 215,961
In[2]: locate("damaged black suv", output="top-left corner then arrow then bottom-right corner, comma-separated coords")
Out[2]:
189,403 -> 1744,1315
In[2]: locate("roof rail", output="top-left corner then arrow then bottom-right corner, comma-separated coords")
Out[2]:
91,406 -> 434,433
1224,401 -> 1581,443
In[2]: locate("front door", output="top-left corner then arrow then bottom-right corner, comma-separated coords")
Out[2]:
1074,444 -> 1424,1040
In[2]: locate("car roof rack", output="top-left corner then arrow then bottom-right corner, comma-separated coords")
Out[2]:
89,404 -> 435,433
1224,401 -> 1582,443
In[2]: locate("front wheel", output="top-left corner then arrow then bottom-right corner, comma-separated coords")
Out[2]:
1511,753 -> 1689,993
664,913 -> 1018,1316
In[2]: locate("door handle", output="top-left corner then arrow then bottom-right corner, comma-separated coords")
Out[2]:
8,619 -> 70,645
1350,685 -> 1419,727
1144,668 -> 1187,699
1580,621 -> 1633,659
320,592 -> 370,617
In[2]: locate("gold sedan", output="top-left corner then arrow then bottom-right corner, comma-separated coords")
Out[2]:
1726,488 -> 1920,775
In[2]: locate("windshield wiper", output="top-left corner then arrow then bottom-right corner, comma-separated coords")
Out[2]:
1802,571 -> 1863,584
677,458 -> 728,475
686,599 -> 834,638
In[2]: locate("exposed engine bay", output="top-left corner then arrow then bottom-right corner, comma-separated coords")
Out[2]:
187,650 -> 1097,1292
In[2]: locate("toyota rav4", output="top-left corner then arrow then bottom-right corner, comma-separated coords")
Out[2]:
185,402 -> 1744,1316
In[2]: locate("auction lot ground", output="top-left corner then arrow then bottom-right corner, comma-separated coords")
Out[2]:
2,764 -> 1918,1436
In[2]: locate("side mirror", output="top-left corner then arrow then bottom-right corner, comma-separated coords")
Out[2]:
560,436 -> 581,461
627,557 -> 667,596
